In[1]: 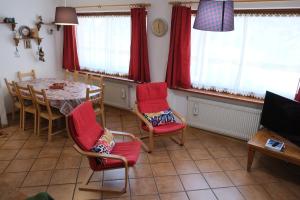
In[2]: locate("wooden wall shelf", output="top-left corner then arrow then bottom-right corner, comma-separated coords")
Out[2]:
0,22 -> 17,31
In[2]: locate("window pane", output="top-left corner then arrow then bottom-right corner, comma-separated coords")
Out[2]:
191,15 -> 300,99
77,16 -> 131,75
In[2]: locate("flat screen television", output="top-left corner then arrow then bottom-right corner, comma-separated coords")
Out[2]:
260,91 -> 300,147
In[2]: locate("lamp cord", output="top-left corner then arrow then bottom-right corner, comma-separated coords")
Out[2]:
221,1 -> 225,31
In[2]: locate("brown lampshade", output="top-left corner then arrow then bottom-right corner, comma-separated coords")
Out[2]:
55,7 -> 78,25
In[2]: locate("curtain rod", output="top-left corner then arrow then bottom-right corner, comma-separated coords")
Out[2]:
75,3 -> 151,9
169,0 -> 291,5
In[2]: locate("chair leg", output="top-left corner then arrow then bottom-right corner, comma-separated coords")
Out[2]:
79,168 -> 128,193
22,111 -> 25,131
19,108 -> 23,129
48,120 -> 53,142
33,113 -> 37,135
37,116 -> 41,136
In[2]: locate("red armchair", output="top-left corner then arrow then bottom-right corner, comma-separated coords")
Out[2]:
134,82 -> 186,152
68,101 -> 144,193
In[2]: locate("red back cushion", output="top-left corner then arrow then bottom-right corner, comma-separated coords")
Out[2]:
69,101 -> 104,150
136,82 -> 169,113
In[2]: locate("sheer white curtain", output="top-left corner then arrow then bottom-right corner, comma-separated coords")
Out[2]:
77,15 -> 131,75
191,15 -> 300,99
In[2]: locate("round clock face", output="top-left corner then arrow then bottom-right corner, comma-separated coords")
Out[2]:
18,26 -> 31,38
152,18 -> 168,37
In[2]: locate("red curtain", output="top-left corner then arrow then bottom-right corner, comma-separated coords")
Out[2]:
128,8 -> 151,83
63,26 -> 80,71
295,80 -> 300,101
166,6 -> 191,89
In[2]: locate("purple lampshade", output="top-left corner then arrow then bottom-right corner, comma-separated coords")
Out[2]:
193,0 -> 234,32
55,7 -> 78,25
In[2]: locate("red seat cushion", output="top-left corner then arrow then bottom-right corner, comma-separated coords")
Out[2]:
70,101 -> 104,150
89,141 -> 141,171
136,82 -> 169,113
142,122 -> 185,135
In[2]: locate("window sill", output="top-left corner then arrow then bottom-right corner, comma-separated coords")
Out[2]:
80,70 -> 135,84
175,87 -> 264,105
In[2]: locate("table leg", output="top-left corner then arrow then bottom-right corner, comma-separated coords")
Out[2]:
247,146 -> 255,172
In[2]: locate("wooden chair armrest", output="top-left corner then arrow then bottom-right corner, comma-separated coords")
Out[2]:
73,144 -> 128,165
134,104 -> 154,132
108,129 -> 137,140
171,109 -> 187,125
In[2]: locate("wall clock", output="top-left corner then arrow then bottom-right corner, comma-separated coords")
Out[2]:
152,18 -> 168,37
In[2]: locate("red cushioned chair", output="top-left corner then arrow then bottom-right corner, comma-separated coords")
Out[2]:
135,82 -> 186,152
68,101 -> 144,193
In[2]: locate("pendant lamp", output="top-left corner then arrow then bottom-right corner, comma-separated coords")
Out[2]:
55,0 -> 78,25
193,0 -> 234,32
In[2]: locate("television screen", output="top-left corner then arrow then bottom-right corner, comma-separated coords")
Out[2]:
260,91 -> 300,147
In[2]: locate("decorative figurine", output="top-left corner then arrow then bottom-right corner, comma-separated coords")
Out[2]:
38,47 -> 45,62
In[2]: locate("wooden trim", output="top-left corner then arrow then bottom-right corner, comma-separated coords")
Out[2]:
170,0 -> 291,5
175,88 -> 264,105
77,12 -> 131,16
75,3 -> 151,9
192,8 -> 300,15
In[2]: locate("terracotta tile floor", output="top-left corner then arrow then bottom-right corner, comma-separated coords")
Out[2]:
0,106 -> 300,200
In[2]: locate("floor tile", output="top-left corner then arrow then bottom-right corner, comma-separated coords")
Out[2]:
5,158 -> 35,172
250,168 -> 280,184
56,156 -> 81,169
0,172 -> 27,187
169,150 -> 192,161
0,149 -> 18,160
216,157 -> 243,171
77,168 -> 103,183
195,159 -> 222,172
238,185 -> 272,200
155,176 -> 184,193
47,184 -> 75,200
73,182 -> 101,200
23,140 -> 46,149
22,170 -> 52,187
180,174 -> 209,190
1,140 -> 26,150
102,179 -> 130,198
213,187 -> 245,200
226,170 -> 257,186
147,151 -> 171,163
38,147 -> 62,158
203,172 -> 234,188
131,195 -> 159,200
19,186 -> 47,198
16,148 -> 41,159
0,160 -> 10,173
151,162 -> 177,177
207,147 -> 232,158
31,157 -> 58,171
160,192 -> 189,200
173,160 -> 199,174
130,178 -> 158,196
263,182 -> 298,200
129,163 -> 153,178
187,189 -> 217,200
50,169 -> 78,185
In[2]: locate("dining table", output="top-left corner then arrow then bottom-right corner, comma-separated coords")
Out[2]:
18,78 -> 99,116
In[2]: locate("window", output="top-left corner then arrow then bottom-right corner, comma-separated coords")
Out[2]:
191,14 -> 300,99
77,15 -> 131,76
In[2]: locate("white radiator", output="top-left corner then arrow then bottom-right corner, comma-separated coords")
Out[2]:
104,81 -> 130,110
187,97 -> 261,140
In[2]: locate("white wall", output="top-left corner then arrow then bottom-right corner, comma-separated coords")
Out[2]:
0,0 -> 63,113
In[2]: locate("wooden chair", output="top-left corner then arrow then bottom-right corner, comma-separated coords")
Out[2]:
17,69 -> 36,81
64,69 -> 74,81
68,101 -> 143,193
14,83 -> 37,134
86,75 -> 105,126
73,71 -> 88,83
134,82 -> 186,153
4,78 -> 22,126
28,86 -> 65,141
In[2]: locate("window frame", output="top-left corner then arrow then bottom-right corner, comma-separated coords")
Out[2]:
189,8 -> 300,103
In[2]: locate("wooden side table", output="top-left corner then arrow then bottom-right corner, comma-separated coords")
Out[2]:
247,128 -> 300,171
